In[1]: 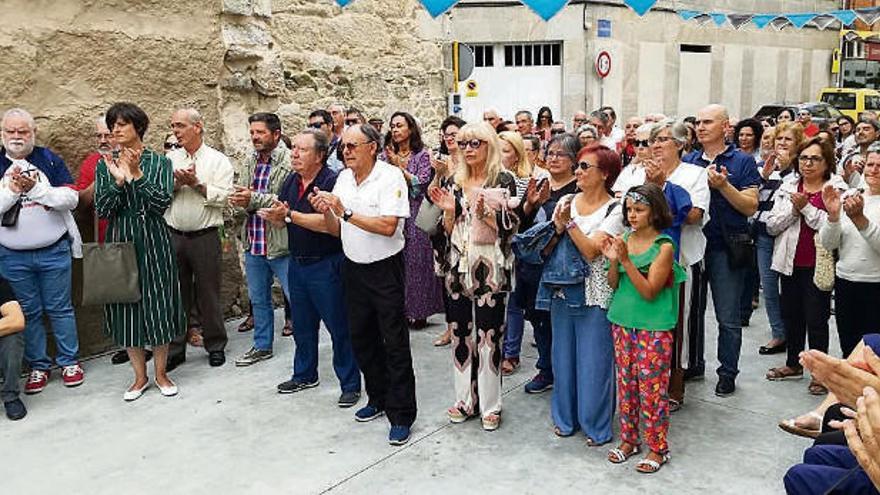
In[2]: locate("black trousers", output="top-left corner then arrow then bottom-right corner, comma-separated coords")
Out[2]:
343,252 -> 417,427
169,229 -> 227,359
834,277 -> 880,357
780,267 -> 831,369
686,261 -> 708,372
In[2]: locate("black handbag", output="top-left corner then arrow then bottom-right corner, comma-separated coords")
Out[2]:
1,198 -> 22,227
720,220 -> 755,270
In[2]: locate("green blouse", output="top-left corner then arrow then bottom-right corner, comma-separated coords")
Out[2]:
606,233 -> 687,331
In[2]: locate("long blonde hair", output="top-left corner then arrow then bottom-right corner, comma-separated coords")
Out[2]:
455,122 -> 504,186
497,131 -> 532,178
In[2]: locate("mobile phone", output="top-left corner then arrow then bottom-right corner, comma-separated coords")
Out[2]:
536,177 -> 548,189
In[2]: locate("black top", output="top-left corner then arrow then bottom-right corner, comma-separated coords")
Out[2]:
278,165 -> 343,258
0,277 -> 16,306
520,178 -> 579,231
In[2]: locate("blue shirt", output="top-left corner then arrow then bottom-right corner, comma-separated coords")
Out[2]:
662,181 -> 692,262
683,145 -> 761,251
278,165 -> 343,259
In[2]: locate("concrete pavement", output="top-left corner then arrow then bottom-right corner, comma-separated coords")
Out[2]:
1,298 -> 824,494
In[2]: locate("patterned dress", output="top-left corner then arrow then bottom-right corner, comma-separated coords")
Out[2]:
95,149 -> 185,347
401,149 -> 444,321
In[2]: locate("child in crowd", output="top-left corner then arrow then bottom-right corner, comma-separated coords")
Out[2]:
603,183 -> 686,474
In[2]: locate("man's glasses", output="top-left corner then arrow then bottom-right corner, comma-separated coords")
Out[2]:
345,119 -> 360,126
457,139 -> 484,150
342,141 -> 372,152
164,142 -> 181,150
551,129 -> 566,136
308,122 -> 324,129
634,140 -> 650,148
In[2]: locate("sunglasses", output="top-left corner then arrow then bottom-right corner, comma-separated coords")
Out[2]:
345,119 -> 360,126
551,129 -> 566,135
634,140 -> 650,148
308,122 -> 324,129
457,139 -> 485,150
341,141 -> 372,152
573,161 -> 595,172
164,142 -> 181,150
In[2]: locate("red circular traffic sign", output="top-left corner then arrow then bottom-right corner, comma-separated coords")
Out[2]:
596,51 -> 611,79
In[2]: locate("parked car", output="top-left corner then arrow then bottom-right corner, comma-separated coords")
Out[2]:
818,87 -> 880,121
753,102 -> 843,126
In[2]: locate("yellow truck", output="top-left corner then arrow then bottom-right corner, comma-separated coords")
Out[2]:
818,87 -> 880,121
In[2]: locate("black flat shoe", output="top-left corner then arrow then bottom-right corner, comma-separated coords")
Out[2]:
166,354 -> 186,372
208,351 -> 226,367
759,342 -> 786,355
110,350 -> 129,365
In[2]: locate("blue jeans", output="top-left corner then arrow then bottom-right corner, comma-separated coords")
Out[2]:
503,291 -> 525,359
0,240 -> 79,370
756,232 -> 785,340
244,252 -> 290,351
289,254 -> 360,393
705,248 -> 746,379
550,299 -> 614,442
0,332 -> 23,402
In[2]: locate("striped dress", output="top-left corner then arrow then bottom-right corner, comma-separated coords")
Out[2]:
95,149 -> 185,347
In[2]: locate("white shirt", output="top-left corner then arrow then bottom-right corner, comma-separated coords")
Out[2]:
819,194 -> 880,283
0,157 -> 81,254
610,126 -> 625,146
572,197 -> 624,309
333,160 -> 410,263
612,164 -> 645,195
667,162 -> 711,266
165,143 -> 235,231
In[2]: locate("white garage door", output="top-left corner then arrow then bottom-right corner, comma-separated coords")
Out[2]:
460,43 -> 563,125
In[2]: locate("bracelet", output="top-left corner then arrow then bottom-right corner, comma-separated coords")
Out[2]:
565,219 -> 577,231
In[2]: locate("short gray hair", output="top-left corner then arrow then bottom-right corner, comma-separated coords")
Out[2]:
299,128 -> 330,164
576,124 -> 598,138
515,110 -> 533,121
547,132 -> 581,162
178,108 -> 204,134
2,108 -> 36,130
649,118 -> 690,145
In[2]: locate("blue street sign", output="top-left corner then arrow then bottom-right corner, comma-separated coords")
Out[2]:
597,19 -> 612,38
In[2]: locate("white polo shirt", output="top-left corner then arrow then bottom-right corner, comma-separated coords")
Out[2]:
333,159 -> 410,264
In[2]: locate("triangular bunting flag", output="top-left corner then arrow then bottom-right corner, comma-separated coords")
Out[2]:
623,0 -> 658,17
752,14 -> 777,29
784,13 -> 818,29
419,0 -> 459,17
810,15 -> 839,31
335,0 -> 355,6
727,14 -> 754,30
693,14 -> 713,27
855,7 -> 880,25
830,9 -> 858,26
678,10 -> 702,21
519,0 -> 570,20
709,12 -> 727,27
770,17 -> 792,31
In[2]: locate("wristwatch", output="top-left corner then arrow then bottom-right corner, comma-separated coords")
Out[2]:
342,209 -> 353,222
284,209 -> 293,224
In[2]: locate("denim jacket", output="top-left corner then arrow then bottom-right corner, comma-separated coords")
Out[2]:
512,221 -> 590,310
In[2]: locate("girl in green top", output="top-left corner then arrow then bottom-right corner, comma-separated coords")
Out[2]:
603,183 -> 686,474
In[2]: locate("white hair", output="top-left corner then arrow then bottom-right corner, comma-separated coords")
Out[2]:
176,107 -> 204,134
2,108 -> 36,130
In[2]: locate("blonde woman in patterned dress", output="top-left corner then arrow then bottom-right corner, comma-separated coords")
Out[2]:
95,103 -> 185,401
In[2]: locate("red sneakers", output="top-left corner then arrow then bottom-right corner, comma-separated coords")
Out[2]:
24,370 -> 49,394
61,363 -> 85,387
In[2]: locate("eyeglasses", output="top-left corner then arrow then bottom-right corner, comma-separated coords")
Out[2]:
798,155 -> 824,166
634,140 -> 650,148
345,119 -> 360,126
308,122 -> 324,129
342,141 -> 372,152
650,136 -> 676,145
164,142 -> 181,150
457,139 -> 484,150
551,129 -> 566,136
547,151 -> 570,159
572,161 -> 595,172
573,118 -> 587,124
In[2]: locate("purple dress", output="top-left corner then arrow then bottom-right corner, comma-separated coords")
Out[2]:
400,150 -> 445,320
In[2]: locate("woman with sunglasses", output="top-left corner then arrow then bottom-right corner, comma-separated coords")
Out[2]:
536,106 -> 554,144
429,116 -> 465,348
547,144 -> 622,444
765,137 -> 847,395
382,111 -> 444,330
427,122 -> 519,431
612,123 -> 653,197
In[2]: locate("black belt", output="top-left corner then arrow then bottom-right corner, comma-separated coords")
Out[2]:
168,226 -> 218,239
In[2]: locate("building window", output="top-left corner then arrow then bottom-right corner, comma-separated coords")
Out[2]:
468,44 -> 494,68
680,44 -> 712,53
503,43 -> 562,67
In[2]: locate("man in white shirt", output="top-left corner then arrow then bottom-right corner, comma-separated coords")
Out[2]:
600,106 -> 625,146
0,108 -> 83,394
310,124 -> 416,447
164,108 -> 234,370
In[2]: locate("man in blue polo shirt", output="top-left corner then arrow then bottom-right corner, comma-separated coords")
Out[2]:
261,129 -> 361,408
683,104 -> 761,397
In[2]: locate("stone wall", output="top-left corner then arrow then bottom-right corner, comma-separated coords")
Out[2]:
0,0 -> 449,356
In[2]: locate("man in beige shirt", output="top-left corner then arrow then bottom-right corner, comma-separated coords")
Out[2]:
164,108 -> 234,371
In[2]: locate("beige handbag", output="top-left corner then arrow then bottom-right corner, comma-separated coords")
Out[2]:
813,234 -> 835,292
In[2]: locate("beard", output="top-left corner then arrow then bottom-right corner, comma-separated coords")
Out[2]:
3,136 -> 35,159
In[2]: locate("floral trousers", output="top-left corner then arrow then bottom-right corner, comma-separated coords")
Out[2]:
611,325 -> 673,454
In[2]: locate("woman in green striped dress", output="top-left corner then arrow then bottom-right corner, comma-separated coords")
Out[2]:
95,103 -> 185,401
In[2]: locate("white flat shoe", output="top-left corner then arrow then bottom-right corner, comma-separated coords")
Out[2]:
123,382 -> 150,402
156,380 -> 178,397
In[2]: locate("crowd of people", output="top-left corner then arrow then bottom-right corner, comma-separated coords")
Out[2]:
0,99 -> 879,489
